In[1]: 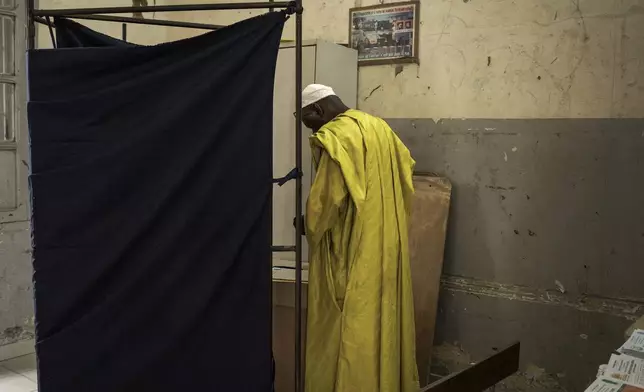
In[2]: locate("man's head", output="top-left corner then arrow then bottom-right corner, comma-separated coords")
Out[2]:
299,84 -> 349,132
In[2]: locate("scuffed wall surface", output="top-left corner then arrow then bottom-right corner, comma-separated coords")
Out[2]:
356,0 -> 644,119
433,290 -> 629,392
434,289 -> 632,391
389,118 -> 644,299
169,0 -> 644,117
39,0 -> 644,120
390,117 -> 644,390
0,221 -> 34,345
46,0 -> 644,120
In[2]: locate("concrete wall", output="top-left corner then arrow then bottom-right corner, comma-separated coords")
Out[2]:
0,221 -> 34,346
394,118 -> 643,390
0,0 -> 33,347
5,1 -> 642,391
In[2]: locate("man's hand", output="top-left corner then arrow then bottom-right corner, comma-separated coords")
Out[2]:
292,216 -> 306,236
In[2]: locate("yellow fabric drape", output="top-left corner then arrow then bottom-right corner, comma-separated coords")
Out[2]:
305,109 -> 419,392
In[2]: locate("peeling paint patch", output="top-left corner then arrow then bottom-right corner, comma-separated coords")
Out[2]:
0,325 -> 35,346
441,274 -> 643,320
486,185 -> 517,191
555,280 -> 566,294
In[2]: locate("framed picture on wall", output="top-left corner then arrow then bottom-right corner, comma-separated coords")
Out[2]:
349,1 -> 420,66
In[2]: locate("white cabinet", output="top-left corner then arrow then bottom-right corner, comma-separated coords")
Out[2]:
272,40 -> 357,265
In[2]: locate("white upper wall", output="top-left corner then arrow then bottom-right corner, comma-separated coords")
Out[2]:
37,0 -> 176,46
38,0 -> 644,119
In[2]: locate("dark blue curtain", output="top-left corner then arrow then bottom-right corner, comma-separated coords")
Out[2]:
28,12 -> 285,392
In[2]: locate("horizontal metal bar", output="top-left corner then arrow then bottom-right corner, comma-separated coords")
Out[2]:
35,13 -> 222,31
33,2 -> 293,17
271,246 -> 296,252
34,16 -> 52,26
65,14 -> 222,30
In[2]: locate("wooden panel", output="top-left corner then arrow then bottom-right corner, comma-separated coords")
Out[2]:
273,302 -> 307,392
410,175 -> 452,387
422,342 -> 520,392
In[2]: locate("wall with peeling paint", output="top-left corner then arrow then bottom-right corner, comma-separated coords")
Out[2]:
356,0 -> 644,119
157,0 -> 644,119
35,1 -> 644,119
1,0 -> 33,346
0,222 -> 34,346
13,1 -> 643,391
392,118 -> 644,391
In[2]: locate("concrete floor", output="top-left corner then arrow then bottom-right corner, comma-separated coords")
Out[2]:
0,353 -> 37,392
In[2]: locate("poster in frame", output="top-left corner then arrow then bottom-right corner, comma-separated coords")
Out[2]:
349,1 -> 420,66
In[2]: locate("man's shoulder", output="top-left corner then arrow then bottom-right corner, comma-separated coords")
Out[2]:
344,109 -> 380,121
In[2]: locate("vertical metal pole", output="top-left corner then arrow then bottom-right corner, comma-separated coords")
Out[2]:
27,0 -> 36,50
45,16 -> 55,48
122,23 -> 127,42
268,1 -> 275,388
294,1 -> 304,391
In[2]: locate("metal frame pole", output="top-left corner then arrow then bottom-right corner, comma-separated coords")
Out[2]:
33,2 -> 294,17
41,14 -> 223,31
45,16 -> 56,48
294,0 -> 304,391
27,0 -> 36,50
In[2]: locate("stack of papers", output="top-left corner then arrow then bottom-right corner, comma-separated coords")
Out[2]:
585,378 -> 644,392
619,330 -> 644,360
585,329 -> 644,392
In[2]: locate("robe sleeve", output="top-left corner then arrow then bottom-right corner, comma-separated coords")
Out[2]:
306,151 -> 348,247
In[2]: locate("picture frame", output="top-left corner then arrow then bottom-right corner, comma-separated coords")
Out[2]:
349,1 -> 420,66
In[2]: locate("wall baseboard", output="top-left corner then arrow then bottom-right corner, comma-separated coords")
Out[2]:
0,338 -> 35,362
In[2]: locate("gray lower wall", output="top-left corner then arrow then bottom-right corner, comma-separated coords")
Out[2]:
388,118 -> 644,391
0,220 -> 34,345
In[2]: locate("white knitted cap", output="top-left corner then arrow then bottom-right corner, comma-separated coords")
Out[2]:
301,84 -> 336,108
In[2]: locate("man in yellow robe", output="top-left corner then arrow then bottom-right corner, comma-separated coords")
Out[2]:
300,84 -> 419,392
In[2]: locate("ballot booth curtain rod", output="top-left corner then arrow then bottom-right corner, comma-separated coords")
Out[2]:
26,1 -> 306,391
